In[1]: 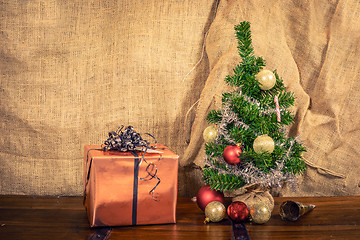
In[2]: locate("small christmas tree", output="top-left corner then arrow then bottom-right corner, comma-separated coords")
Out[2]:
202,21 -> 306,192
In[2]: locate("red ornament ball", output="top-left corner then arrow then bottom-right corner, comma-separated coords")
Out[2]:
223,145 -> 242,165
227,201 -> 249,222
196,185 -> 225,211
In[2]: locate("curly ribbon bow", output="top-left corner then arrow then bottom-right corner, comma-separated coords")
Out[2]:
103,126 -> 150,152
103,126 -> 161,201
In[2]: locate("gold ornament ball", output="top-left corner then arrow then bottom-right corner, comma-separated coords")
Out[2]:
250,202 -> 272,224
203,126 -> 218,143
253,135 -> 275,154
204,201 -> 226,223
255,70 -> 276,90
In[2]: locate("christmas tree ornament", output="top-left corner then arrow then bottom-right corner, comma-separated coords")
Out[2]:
204,201 -> 226,224
249,202 -> 272,224
274,95 -> 281,122
253,135 -> 275,154
227,201 -> 249,222
223,144 -> 242,165
279,200 -> 316,222
203,125 -> 218,143
196,185 -> 225,211
255,69 -> 276,90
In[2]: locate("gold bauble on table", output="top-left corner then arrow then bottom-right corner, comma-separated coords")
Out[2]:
204,201 -> 226,223
249,202 -> 272,224
203,125 -> 218,143
255,69 -> 276,90
253,135 -> 275,154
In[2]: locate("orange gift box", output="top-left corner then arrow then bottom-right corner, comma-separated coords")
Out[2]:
83,144 -> 179,227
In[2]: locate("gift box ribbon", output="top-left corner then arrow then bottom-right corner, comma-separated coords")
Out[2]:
131,151 -> 140,225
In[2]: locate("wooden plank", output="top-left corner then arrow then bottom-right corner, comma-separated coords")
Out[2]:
0,196 -> 359,239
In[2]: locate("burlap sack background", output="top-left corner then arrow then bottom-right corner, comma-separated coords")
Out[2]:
182,0 -> 360,197
0,0 -> 217,196
1,0 -> 360,197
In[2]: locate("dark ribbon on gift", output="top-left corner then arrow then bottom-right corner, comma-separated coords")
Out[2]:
87,227 -> 112,240
231,221 -> 252,240
102,125 -> 161,201
138,160 -> 161,201
103,125 -> 150,152
131,151 -> 140,225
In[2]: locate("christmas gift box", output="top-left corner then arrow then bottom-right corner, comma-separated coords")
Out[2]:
83,128 -> 179,227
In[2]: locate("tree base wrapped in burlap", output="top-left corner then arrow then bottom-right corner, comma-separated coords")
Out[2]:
225,184 -> 274,212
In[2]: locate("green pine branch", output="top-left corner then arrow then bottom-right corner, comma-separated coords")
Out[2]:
240,147 -> 276,172
203,167 -> 245,191
206,110 -> 222,124
283,138 -> 307,174
205,141 -> 226,158
235,21 -> 254,60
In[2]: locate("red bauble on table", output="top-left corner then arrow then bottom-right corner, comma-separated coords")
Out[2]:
223,144 -> 242,165
227,201 -> 249,222
196,185 -> 225,211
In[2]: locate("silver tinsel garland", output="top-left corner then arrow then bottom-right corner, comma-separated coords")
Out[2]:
206,138 -> 298,188
208,89 -> 300,188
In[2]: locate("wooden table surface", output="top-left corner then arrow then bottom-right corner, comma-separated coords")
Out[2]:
0,195 -> 359,240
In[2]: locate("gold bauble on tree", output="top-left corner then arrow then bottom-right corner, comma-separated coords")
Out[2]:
255,69 -> 276,90
203,125 -> 218,143
253,135 -> 275,154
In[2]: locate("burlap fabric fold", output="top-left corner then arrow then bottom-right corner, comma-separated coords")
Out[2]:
182,0 -> 360,197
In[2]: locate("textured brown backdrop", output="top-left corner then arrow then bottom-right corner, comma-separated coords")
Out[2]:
1,0 -> 359,197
